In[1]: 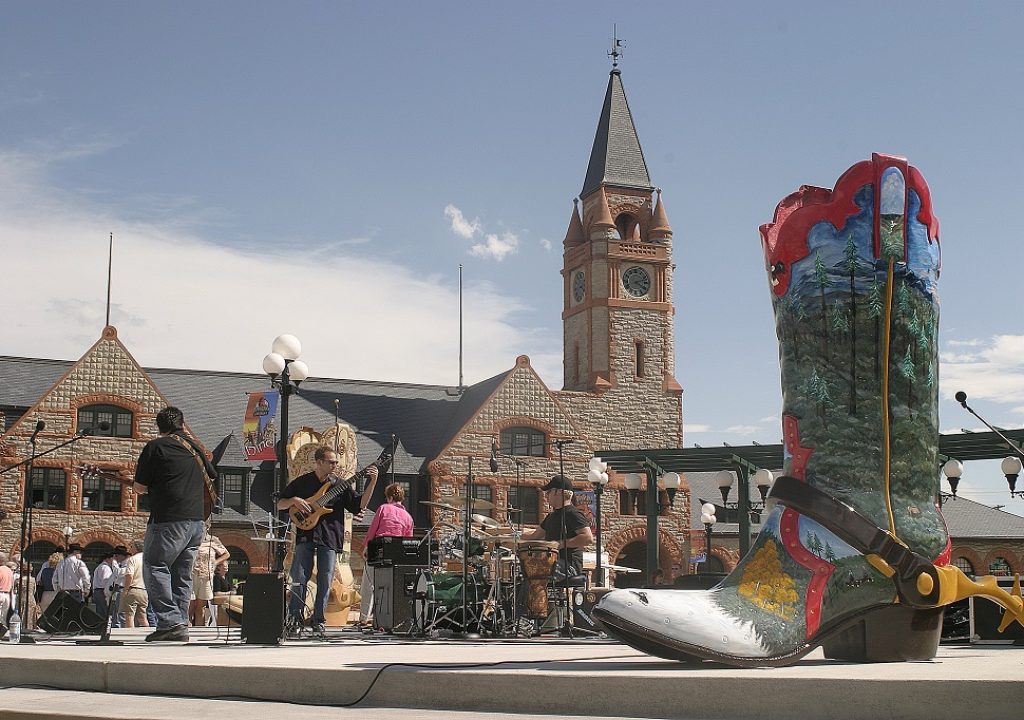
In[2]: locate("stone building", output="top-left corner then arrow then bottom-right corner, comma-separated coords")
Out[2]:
0,64 -> 690,584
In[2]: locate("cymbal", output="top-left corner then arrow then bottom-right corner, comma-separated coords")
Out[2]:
472,513 -> 501,528
421,500 -> 462,512
433,495 -> 495,511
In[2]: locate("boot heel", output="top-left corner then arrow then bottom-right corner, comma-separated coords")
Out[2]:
823,605 -> 944,662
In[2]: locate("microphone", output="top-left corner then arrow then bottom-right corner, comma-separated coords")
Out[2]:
954,391 -> 968,407
29,420 -> 45,443
489,440 -> 499,473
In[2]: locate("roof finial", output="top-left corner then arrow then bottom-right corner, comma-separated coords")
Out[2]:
608,24 -> 624,70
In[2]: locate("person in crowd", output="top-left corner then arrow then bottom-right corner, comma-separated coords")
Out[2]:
521,475 -> 594,579
360,483 -> 414,628
133,406 -> 216,643
36,553 -> 62,613
53,543 -> 91,602
92,546 -> 128,626
0,552 -> 12,628
277,446 -> 378,639
189,527 -> 229,626
17,560 -> 39,630
212,562 -> 232,595
120,540 -> 149,628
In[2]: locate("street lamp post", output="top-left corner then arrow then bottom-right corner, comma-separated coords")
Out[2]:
716,467 -> 774,556
700,502 -> 716,572
262,334 -> 309,571
587,458 -> 609,586
939,458 -> 962,507
1002,456 -> 1024,498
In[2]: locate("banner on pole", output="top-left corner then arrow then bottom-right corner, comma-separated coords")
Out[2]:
242,390 -> 279,461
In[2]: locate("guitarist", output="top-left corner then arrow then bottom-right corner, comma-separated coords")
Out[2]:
276,446 -> 378,638
133,406 -> 218,643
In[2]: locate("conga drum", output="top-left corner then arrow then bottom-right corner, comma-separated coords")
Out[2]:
517,541 -> 558,619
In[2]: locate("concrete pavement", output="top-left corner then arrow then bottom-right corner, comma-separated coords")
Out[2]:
1,627 -> 1022,720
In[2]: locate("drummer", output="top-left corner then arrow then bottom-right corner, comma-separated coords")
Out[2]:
520,475 -> 594,580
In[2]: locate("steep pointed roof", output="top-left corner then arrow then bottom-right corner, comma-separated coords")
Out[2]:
581,69 -> 653,198
563,199 -> 585,247
650,189 -> 672,237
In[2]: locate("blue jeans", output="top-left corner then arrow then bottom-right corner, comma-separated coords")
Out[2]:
288,541 -> 336,625
143,520 -> 205,629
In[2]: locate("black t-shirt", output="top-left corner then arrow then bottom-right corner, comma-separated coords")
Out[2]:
540,504 -> 588,570
213,574 -> 231,594
281,471 -> 363,551
135,432 -> 207,523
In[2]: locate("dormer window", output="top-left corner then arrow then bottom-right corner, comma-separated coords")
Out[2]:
78,404 -> 133,438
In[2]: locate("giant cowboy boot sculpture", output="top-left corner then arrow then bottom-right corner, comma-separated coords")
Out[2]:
593,153 -> 1024,667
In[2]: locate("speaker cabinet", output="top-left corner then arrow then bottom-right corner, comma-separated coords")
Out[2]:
241,573 -> 285,644
38,591 -> 104,634
374,565 -> 420,634
572,588 -> 601,632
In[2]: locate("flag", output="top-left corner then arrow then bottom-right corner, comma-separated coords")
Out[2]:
242,390 -> 279,461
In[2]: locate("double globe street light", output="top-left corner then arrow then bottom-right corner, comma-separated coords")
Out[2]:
262,334 -> 308,570
587,458 -> 609,586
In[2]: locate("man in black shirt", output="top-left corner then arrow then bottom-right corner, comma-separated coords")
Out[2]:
522,475 -> 594,578
133,406 -> 217,642
277,446 -> 378,638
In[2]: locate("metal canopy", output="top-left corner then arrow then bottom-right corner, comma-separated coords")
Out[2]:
596,428 -> 1024,476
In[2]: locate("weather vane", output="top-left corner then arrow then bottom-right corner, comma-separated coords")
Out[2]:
608,24 -> 624,69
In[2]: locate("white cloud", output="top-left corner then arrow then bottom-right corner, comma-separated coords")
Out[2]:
724,425 -> 762,435
444,204 -> 480,239
470,231 -> 519,261
940,335 -> 1024,416
540,238 -> 552,251
684,424 -> 712,433
1,143 -> 560,386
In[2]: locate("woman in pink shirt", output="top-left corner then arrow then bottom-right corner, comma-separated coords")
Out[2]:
360,484 -> 414,628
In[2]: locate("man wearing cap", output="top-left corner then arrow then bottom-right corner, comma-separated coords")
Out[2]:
522,475 -> 594,579
92,546 -> 129,626
133,406 -> 216,643
53,544 -> 91,602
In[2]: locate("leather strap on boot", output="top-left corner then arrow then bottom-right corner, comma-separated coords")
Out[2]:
769,476 -> 943,607
771,477 -> 1024,625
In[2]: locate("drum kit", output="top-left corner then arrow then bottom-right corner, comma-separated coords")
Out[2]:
415,498 -> 558,636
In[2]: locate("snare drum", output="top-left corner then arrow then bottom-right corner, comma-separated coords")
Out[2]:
517,540 -> 558,619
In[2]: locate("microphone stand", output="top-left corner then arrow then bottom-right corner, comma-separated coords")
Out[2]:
553,439 -> 574,639
956,392 -> 1024,461
460,456 -> 477,637
2,428 -> 96,643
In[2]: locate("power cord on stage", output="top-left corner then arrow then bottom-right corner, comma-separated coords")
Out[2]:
0,653 -> 636,709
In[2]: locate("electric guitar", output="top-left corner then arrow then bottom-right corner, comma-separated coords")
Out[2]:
288,439 -> 396,532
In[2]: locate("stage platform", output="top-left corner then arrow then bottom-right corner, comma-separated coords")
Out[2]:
1,627 -> 1022,720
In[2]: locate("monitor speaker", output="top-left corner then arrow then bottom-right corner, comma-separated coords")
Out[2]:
572,588 -> 601,632
241,573 -> 285,644
373,565 -> 420,634
38,591 -> 104,634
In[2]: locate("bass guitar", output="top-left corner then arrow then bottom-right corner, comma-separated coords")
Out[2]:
288,440 -> 395,532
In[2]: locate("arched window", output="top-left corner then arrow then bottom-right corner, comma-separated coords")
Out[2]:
25,540 -> 60,571
989,556 -> 1011,576
83,542 -> 114,571
77,404 -> 133,438
953,556 -> 974,576
500,427 -> 546,457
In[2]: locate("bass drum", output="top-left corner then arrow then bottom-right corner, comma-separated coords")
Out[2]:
414,569 -> 486,633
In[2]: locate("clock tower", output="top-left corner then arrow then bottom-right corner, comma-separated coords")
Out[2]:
561,65 -> 678,404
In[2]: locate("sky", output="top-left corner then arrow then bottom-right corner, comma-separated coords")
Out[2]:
2,2 -> 1022,513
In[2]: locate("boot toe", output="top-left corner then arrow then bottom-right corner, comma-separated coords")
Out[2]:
594,587 -> 770,661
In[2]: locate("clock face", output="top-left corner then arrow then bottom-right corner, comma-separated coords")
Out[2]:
622,266 -> 651,298
572,271 -> 585,302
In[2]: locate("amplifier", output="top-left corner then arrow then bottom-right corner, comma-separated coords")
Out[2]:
373,565 -> 420,634
367,536 -> 430,567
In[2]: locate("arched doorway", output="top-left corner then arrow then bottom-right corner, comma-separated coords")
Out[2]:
25,541 -> 61,571
225,546 -> 250,587
614,541 -> 647,588
83,542 -> 114,572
